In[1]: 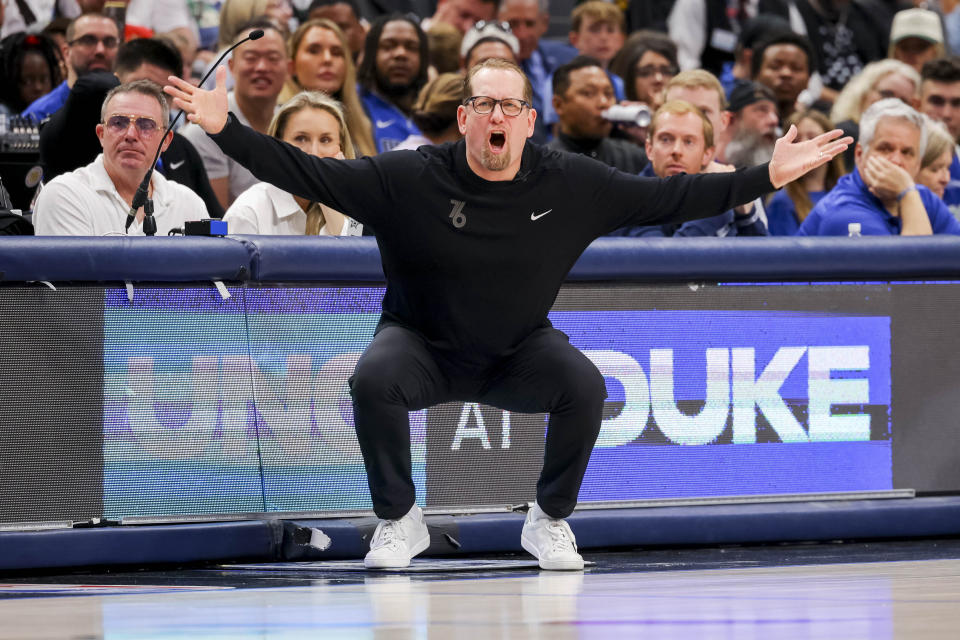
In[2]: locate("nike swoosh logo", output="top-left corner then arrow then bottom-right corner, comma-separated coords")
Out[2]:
169,160 -> 185,170
376,119 -> 394,128
530,209 -> 552,221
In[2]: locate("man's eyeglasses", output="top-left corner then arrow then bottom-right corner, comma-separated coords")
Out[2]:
103,114 -> 162,137
465,96 -> 530,116
69,34 -> 119,49
636,64 -> 678,78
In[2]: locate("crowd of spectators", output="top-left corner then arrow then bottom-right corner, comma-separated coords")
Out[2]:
3,0 -> 960,237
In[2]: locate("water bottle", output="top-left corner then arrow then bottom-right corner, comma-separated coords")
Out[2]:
848,222 -> 862,237
602,104 -> 652,128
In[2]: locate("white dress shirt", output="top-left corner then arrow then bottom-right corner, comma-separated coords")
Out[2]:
33,154 -> 208,236
223,182 -> 363,236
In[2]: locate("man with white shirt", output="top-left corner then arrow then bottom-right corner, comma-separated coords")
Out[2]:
181,21 -> 288,208
1,0 -> 80,38
33,79 -> 207,235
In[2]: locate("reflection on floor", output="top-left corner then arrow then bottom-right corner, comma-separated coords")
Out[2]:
2,539 -> 960,638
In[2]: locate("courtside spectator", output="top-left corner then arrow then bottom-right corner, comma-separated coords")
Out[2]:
793,0 -> 891,101
224,91 -> 362,234
798,98 -> 960,236
540,1 -> 625,138
917,116 -> 954,212
568,1 -> 624,76
39,38 -> 224,217
610,100 -> 766,237
183,21 -> 289,208
888,8 -> 945,74
307,0 -> 367,61
200,0 -> 295,91
422,0 -> 497,34
919,57 -> 960,212
33,80 -> 207,235
394,72 -> 464,150
664,69 -> 770,229
617,31 -> 677,112
0,31 -> 63,114
720,80 -> 779,168
830,59 -> 920,170
766,110 -> 845,235
2,0 -> 80,39
547,56 -> 646,173
280,18 -> 377,156
460,20 -> 518,70
357,14 -> 428,152
497,0 -> 576,143
427,21 -> 463,75
751,32 -> 814,123
22,13 -> 118,122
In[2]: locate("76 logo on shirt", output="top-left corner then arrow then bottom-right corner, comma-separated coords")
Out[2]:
448,199 -> 467,229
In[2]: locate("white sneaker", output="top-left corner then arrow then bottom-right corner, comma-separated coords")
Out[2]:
364,504 -> 431,569
520,503 -> 584,570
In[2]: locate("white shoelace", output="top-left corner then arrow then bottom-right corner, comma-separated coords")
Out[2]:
546,520 -> 577,553
372,520 -> 406,551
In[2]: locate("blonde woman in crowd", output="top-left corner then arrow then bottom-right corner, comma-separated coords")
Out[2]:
223,91 -> 362,235
279,18 -> 376,156
917,116 -> 954,201
765,110 -> 846,235
830,59 -> 921,170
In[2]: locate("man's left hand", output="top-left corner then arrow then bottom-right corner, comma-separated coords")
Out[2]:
768,125 -> 852,189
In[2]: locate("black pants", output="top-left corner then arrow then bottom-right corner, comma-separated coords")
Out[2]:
349,323 -> 607,520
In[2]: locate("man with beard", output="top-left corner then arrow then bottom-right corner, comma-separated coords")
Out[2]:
358,14 -> 429,152
33,80 -> 207,234
23,12 -> 119,122
166,57 -> 849,571
608,100 -> 767,237
719,80 -> 781,168
547,56 -> 647,173
181,21 -> 288,209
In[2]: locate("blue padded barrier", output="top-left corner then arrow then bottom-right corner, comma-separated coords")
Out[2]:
278,497 -> 960,561
0,237 -> 255,282
0,521 -> 279,571
236,235 -> 385,281
243,235 -> 960,283
4,235 -> 960,283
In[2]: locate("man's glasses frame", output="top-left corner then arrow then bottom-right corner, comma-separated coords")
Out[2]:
103,114 -> 162,137
68,34 -> 120,49
464,96 -> 530,117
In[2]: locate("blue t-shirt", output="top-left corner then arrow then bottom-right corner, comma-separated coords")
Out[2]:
797,168 -> 960,236
766,189 -> 827,236
359,87 -> 420,153
22,80 -> 70,122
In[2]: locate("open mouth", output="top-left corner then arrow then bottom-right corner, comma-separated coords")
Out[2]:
489,131 -> 506,152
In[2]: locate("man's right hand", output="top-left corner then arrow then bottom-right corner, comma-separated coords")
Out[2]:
861,155 -> 914,203
164,66 -> 229,135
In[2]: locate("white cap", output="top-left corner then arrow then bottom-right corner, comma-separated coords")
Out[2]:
460,21 -> 520,59
890,8 -> 943,45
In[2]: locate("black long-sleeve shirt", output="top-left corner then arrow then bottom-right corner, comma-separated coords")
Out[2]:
211,115 -> 774,364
